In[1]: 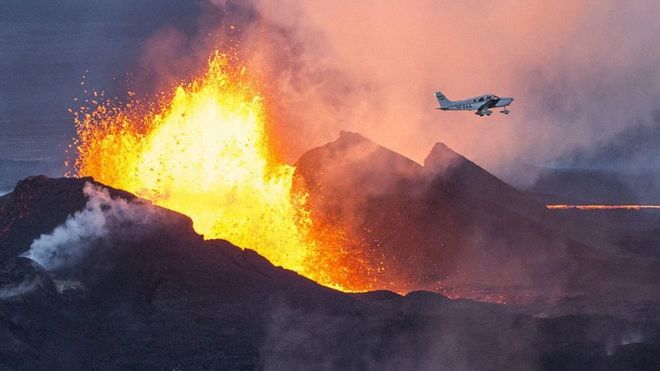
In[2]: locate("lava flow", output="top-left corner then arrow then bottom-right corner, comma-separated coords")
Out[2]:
547,205 -> 660,210
69,51 -> 375,292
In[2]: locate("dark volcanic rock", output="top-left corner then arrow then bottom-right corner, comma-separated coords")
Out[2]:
296,132 -> 570,293
0,257 -> 57,302
0,176 -> 352,369
0,176 -> 659,369
0,176 -> 135,261
424,141 -> 547,218
295,132 -> 660,310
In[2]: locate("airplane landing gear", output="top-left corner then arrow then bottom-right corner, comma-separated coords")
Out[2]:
500,109 -> 510,114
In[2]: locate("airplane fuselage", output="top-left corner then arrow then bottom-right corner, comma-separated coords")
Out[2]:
435,91 -> 514,116
441,96 -> 513,110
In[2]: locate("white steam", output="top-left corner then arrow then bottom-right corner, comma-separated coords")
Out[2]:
0,277 -> 42,300
22,182 -> 155,271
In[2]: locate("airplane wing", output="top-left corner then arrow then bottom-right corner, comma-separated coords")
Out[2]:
475,98 -> 497,116
476,103 -> 491,115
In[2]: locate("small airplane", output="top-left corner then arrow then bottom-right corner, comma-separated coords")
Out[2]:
434,91 -> 514,116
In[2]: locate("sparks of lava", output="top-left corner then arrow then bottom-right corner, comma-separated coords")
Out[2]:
68,50 -> 377,292
547,205 -> 660,210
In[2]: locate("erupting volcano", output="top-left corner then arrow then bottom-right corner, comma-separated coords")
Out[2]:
5,2 -> 660,369
69,51 -> 374,292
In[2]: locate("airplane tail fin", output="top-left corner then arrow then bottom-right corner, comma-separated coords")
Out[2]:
434,91 -> 452,108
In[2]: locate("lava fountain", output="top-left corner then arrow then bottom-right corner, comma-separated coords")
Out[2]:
69,51 -> 375,291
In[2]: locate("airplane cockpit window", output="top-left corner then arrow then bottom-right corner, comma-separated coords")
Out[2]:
478,97 -> 484,102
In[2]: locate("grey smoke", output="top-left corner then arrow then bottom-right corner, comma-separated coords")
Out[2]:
0,276 -> 42,300
22,182 -> 155,271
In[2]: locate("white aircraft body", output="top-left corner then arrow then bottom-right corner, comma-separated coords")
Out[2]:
434,91 -> 514,116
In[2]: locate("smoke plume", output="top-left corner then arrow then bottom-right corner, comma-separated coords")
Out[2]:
134,0 -> 659,185
23,182 -> 156,272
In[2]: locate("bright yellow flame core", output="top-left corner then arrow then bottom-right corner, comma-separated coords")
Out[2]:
72,52 -> 360,289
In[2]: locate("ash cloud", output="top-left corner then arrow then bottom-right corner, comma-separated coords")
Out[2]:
3,1 -> 659,184
54,0 -> 656,201
207,1 -> 660,184
23,182 -> 157,273
130,0 -> 258,94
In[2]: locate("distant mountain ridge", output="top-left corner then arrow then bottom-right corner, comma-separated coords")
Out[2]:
529,167 -> 660,204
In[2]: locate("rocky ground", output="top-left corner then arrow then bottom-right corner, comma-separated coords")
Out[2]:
1,134 -> 660,370
0,172 -> 659,370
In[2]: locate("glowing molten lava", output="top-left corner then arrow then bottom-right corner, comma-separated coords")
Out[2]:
70,51 -> 373,291
547,205 -> 660,210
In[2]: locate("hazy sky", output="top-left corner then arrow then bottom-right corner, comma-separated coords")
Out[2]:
0,0 -> 204,160
1,0 -> 658,182
248,1 -> 660,177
